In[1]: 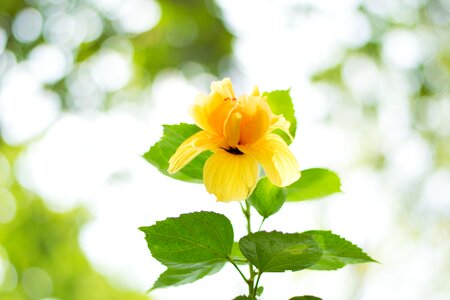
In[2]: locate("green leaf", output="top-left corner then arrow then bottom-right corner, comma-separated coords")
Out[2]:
264,89 -> 297,141
140,211 -> 233,266
233,296 -> 252,300
152,262 -> 224,289
230,242 -> 247,265
140,211 -> 234,289
286,168 -> 341,202
303,230 -> 376,270
143,123 -> 212,183
311,63 -> 343,85
289,296 -> 322,300
256,286 -> 264,297
248,177 -> 286,218
239,231 -> 322,273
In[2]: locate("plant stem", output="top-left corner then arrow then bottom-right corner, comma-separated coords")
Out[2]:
227,256 -> 248,283
258,218 -> 266,231
238,200 -> 260,298
239,201 -> 252,234
245,200 -> 252,233
244,200 -> 257,297
252,272 -> 262,298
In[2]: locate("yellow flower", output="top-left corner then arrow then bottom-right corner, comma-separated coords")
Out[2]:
168,78 -> 300,202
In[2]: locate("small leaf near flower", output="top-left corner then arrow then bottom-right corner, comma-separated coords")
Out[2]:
143,123 -> 212,183
264,89 -> 297,144
248,177 -> 286,218
285,168 -> 342,202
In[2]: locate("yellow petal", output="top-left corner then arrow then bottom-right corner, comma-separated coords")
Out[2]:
190,94 -> 214,132
270,115 -> 293,141
208,99 -> 237,136
239,133 -> 300,187
211,78 -> 235,100
190,79 -> 238,135
251,86 -> 260,96
203,149 -> 258,202
168,131 -> 218,174
238,95 -> 271,145
223,111 -> 241,148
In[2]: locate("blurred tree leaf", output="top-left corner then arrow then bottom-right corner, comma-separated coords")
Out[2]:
143,123 -> 212,183
132,0 -> 233,76
353,41 -> 382,60
0,185 -> 148,300
311,64 -> 343,84
0,0 -> 25,16
289,296 -> 322,300
285,168 -> 341,202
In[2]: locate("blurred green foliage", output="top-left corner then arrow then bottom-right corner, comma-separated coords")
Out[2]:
311,2 -> 450,169
132,0 -> 233,77
0,0 -> 234,108
74,0 -> 233,78
0,0 -> 25,16
0,144 -> 149,300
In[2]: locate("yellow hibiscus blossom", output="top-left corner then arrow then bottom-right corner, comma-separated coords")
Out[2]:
168,78 -> 300,202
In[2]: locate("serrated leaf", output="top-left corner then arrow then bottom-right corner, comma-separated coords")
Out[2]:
264,89 -> 297,141
286,168 -> 341,202
248,177 -> 286,218
139,211 -> 233,266
152,262 -> 224,289
289,296 -> 322,300
140,212 -> 234,289
239,231 -> 322,273
303,230 -> 376,270
143,123 -> 212,183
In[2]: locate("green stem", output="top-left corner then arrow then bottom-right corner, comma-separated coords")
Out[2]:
258,218 -> 266,232
227,256 -> 248,284
244,200 -> 257,297
245,200 -> 252,233
239,200 -> 259,298
252,272 -> 262,298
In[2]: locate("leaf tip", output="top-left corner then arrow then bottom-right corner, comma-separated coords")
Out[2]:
369,257 -> 380,264
138,226 -> 149,233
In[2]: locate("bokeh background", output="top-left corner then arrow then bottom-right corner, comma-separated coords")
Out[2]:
1,0 -> 449,299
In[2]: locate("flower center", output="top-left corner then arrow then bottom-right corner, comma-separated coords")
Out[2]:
224,147 -> 244,155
